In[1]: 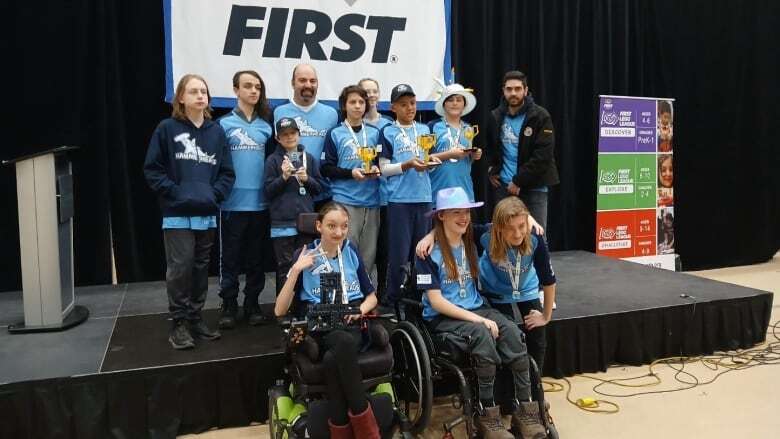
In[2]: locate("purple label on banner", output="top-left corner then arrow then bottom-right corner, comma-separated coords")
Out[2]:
598,97 -> 657,152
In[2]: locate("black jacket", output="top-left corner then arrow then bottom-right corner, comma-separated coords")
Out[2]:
485,96 -> 559,190
264,145 -> 323,228
143,117 -> 235,217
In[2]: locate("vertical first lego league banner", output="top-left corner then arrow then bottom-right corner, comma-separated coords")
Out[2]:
596,95 -> 676,270
164,0 -> 452,109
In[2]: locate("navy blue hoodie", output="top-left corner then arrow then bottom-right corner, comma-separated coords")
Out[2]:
264,144 -> 323,229
144,117 -> 235,217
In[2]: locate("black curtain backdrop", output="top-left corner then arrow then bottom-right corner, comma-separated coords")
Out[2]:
2,1 -> 779,292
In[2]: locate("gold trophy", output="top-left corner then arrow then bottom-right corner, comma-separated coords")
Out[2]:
463,125 -> 479,151
357,146 -> 380,175
416,134 -> 439,168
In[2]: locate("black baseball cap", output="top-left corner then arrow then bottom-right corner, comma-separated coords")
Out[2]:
275,117 -> 299,133
390,83 -> 416,103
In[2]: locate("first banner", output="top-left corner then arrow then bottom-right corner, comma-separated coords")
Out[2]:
164,0 -> 452,109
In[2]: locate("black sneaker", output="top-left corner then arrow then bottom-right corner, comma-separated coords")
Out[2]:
243,299 -> 269,326
218,299 -> 238,329
189,320 -> 221,340
169,320 -> 195,350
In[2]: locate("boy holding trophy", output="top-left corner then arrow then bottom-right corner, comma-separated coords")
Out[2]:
378,84 -> 441,305
322,85 -> 382,281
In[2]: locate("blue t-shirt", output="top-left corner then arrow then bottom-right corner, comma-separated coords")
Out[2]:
366,115 -> 394,206
379,122 -> 433,203
323,123 -> 380,208
294,239 -> 374,304
415,242 -> 484,320
162,216 -> 216,230
500,114 -> 525,185
427,118 -> 475,205
274,102 -> 338,201
219,109 -> 272,211
478,227 -> 556,303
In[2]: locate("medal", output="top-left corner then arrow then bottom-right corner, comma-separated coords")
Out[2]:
299,186 -> 306,195
457,245 -> 468,298
508,248 -> 524,299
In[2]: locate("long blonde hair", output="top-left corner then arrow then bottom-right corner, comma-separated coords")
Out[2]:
432,214 -> 479,282
489,197 -> 532,264
172,74 -> 213,121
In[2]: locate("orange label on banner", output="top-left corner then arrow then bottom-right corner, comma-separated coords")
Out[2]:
596,209 -> 656,258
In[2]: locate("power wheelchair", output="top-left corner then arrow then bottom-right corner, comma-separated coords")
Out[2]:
390,264 -> 560,438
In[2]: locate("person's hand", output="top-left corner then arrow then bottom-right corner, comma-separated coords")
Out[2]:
481,318 -> 499,339
528,215 -> 544,236
507,182 -> 521,196
416,233 -> 435,258
294,167 -> 308,183
449,147 -> 468,160
472,148 -> 483,161
346,302 -> 372,324
489,174 -> 501,188
351,168 -> 367,181
523,309 -> 549,330
404,157 -> 428,172
367,165 -> 381,178
428,156 -> 442,165
291,245 -> 317,272
281,157 -> 294,180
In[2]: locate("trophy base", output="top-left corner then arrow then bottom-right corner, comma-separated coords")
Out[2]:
424,161 -> 442,169
461,147 -> 477,152
362,170 -> 381,176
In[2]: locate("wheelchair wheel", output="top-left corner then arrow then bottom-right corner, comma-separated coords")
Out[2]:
390,321 -> 433,435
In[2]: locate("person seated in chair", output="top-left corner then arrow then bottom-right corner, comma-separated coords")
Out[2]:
274,202 -> 381,439
414,187 -> 547,439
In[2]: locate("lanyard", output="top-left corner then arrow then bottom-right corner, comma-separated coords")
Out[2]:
344,121 -> 367,154
319,242 -> 349,304
456,244 -> 468,298
507,248 -> 525,298
447,123 -> 462,150
395,121 -> 420,158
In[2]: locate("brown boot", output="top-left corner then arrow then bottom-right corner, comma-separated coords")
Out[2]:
348,404 -> 380,439
328,419 -> 354,439
511,401 -> 548,439
475,406 -> 513,439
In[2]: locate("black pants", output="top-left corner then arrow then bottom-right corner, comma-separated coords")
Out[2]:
492,299 -> 547,371
318,328 -> 368,424
218,210 -> 269,303
272,234 -> 313,294
163,228 -> 215,322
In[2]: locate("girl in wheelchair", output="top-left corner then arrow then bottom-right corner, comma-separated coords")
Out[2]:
274,202 -> 381,439
415,187 -> 548,439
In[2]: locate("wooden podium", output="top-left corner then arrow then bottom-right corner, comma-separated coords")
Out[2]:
3,146 -> 89,333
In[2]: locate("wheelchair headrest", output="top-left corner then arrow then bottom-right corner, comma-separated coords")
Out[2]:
296,212 -> 319,235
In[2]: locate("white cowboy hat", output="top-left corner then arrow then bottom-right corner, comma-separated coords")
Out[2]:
434,83 -> 477,117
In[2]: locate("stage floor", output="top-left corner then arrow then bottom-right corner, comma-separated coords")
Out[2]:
0,251 -> 774,384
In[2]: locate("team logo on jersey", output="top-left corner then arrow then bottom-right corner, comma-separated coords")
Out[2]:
294,117 -> 328,137
229,128 -> 263,151
501,123 -> 519,144
393,130 -> 418,155
173,133 -> 217,164
524,127 -> 533,137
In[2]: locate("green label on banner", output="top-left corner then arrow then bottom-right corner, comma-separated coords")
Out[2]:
597,154 -> 657,210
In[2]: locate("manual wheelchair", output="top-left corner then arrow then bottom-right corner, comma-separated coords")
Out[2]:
389,264 -> 560,438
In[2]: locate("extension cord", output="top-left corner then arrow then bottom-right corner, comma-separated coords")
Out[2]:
576,397 -> 598,408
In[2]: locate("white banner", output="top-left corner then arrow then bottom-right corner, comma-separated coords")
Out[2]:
164,0 -> 452,109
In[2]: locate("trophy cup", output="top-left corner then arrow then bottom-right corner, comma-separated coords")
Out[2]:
462,125 -> 479,151
417,134 -> 440,168
357,146 -> 380,175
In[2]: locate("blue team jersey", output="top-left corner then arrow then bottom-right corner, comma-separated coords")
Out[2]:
323,123 -> 380,208
366,116 -> 393,206
274,102 -> 338,200
219,109 -> 272,211
379,122 -> 433,203
500,114 -> 525,185
296,239 -> 374,304
415,242 -> 483,320
162,216 -> 216,230
427,119 -> 475,205
478,228 -> 556,303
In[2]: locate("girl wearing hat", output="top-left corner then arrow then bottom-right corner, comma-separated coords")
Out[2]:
274,202 -> 381,438
428,84 -> 483,204
415,187 -> 546,439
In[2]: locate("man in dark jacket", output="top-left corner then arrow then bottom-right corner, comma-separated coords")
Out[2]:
486,71 -> 559,231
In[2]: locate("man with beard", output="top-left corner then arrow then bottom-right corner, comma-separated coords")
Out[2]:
485,71 -> 559,232
273,64 -> 338,209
